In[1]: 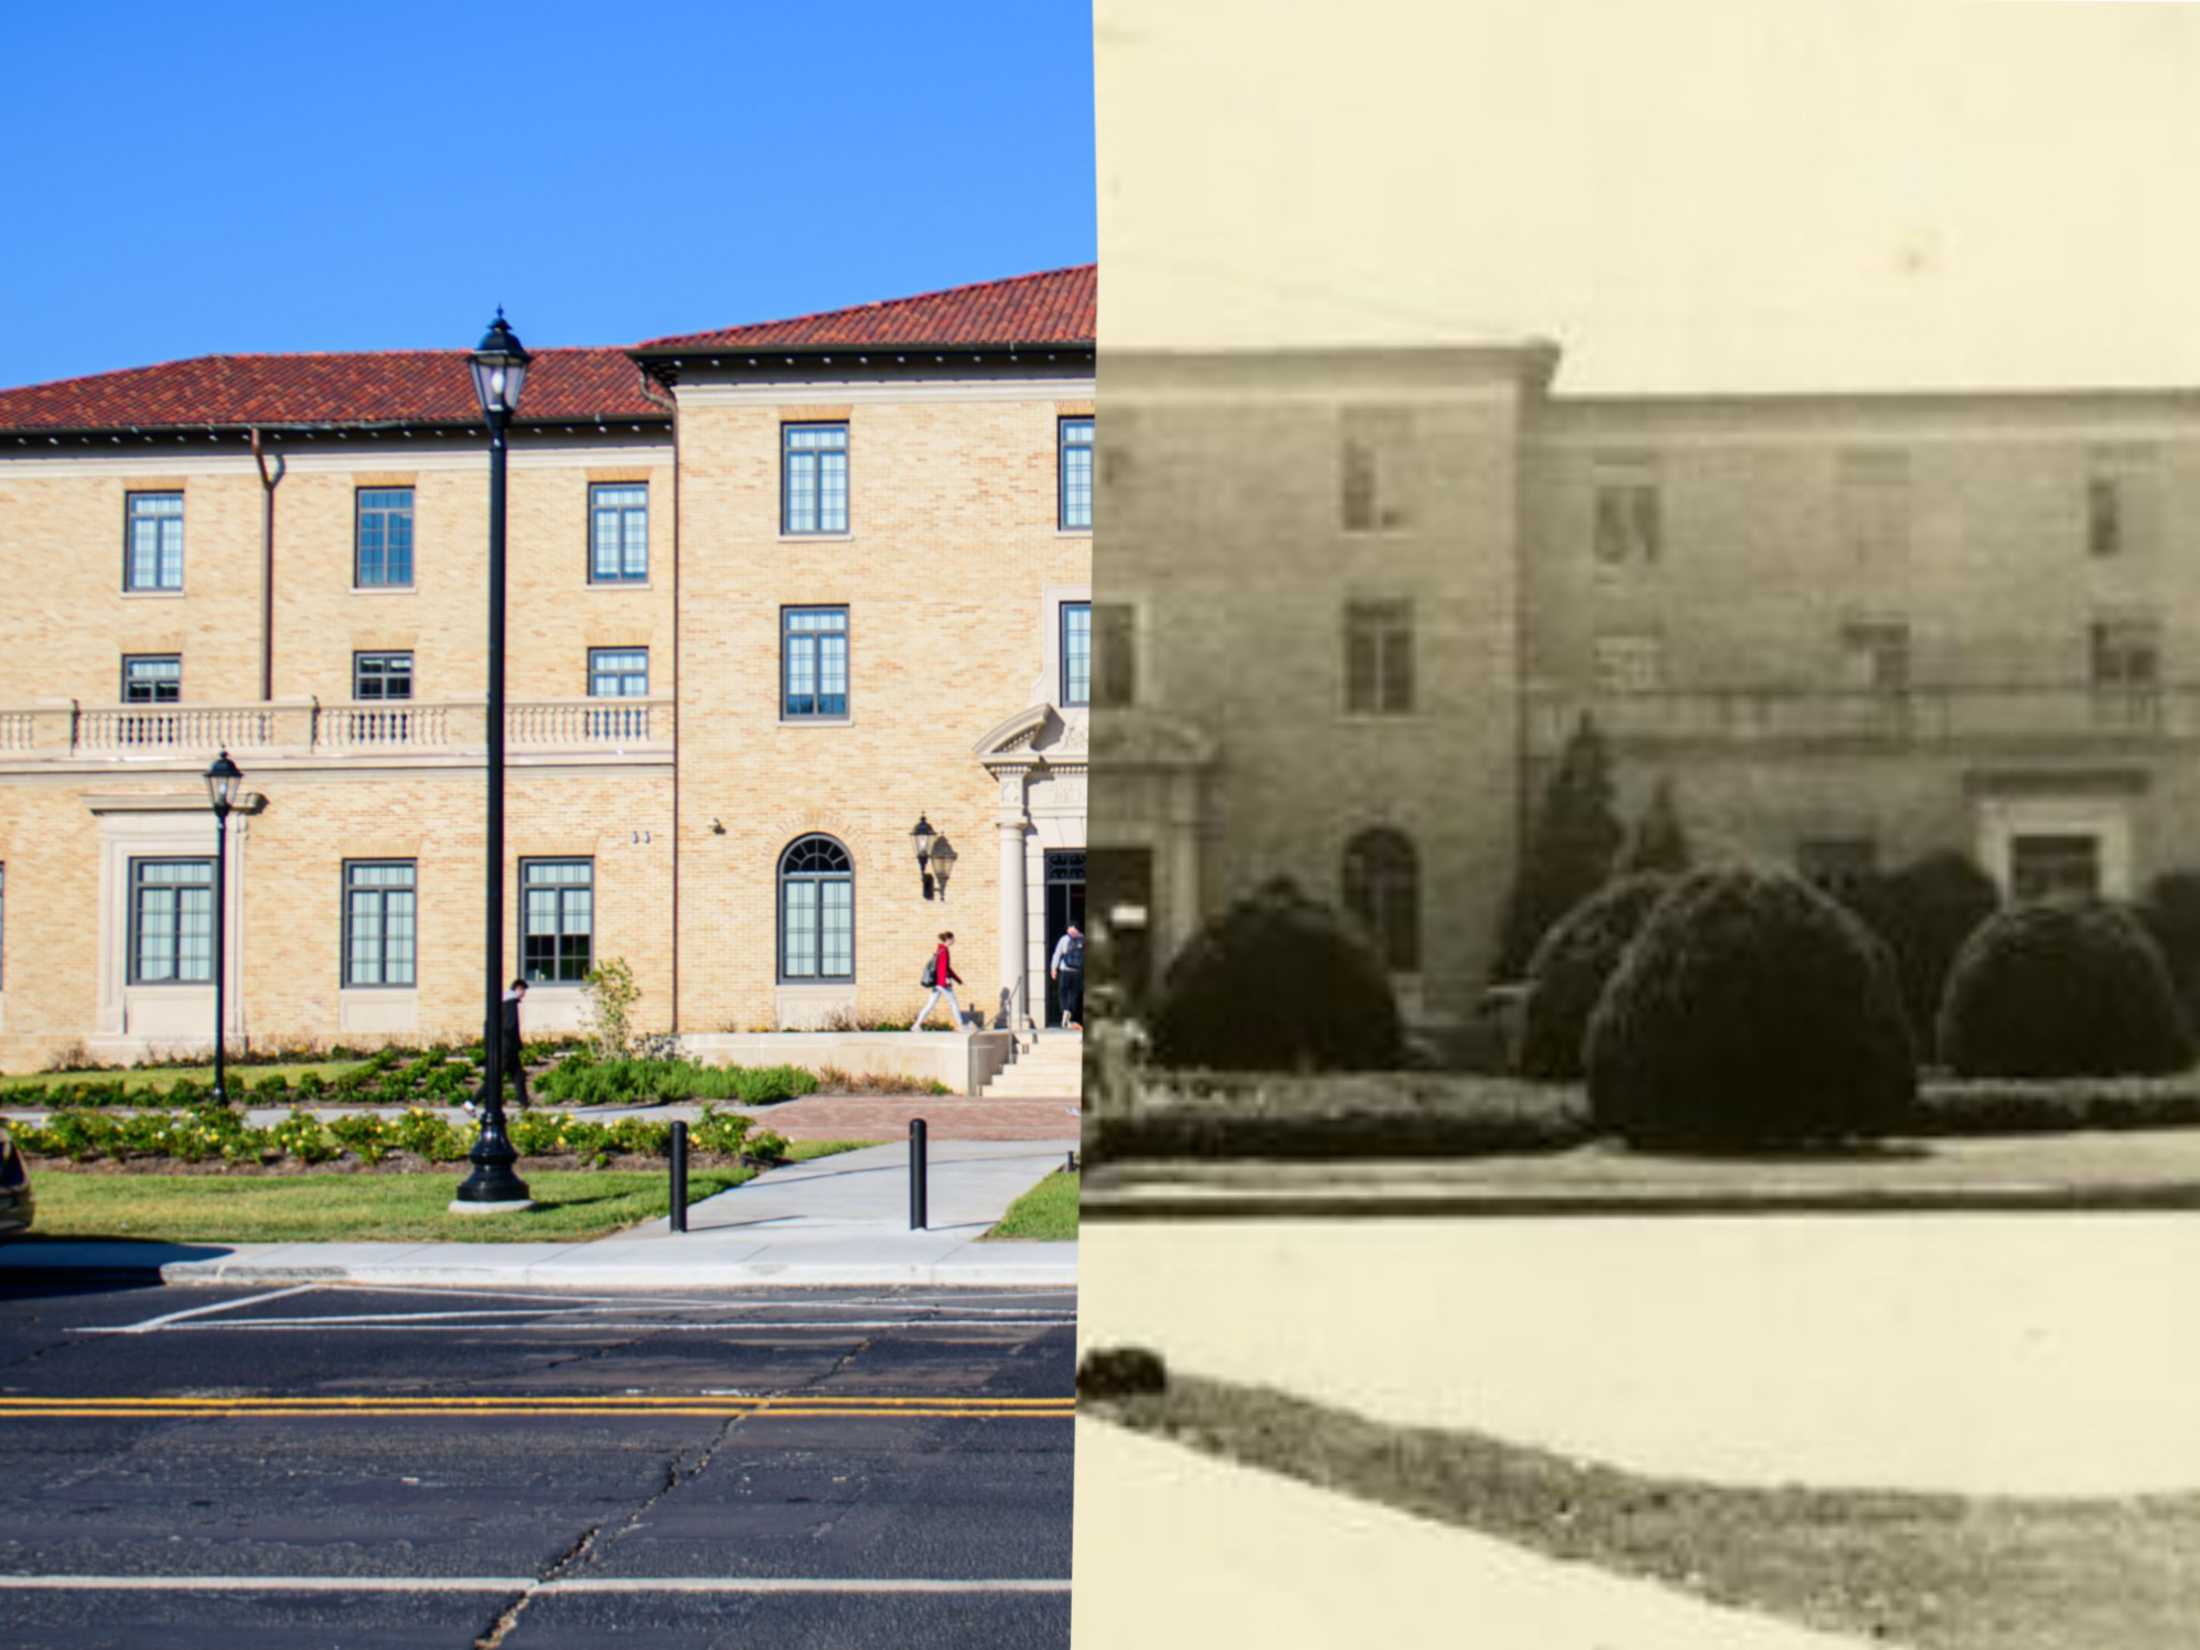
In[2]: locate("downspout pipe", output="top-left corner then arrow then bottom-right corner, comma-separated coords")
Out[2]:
250,428 -> 286,702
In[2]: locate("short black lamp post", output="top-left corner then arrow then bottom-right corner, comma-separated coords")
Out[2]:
203,750 -> 243,1104
454,310 -> 533,1212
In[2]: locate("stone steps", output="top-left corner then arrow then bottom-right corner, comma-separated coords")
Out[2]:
981,1036 -> 1084,1098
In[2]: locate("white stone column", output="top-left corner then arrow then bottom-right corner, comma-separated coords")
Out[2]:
997,773 -> 1030,1031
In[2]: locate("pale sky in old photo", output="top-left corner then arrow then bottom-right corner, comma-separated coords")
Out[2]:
1096,0 -> 2200,394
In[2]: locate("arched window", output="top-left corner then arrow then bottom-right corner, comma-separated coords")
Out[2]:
1342,828 -> 1420,972
778,835 -> 854,982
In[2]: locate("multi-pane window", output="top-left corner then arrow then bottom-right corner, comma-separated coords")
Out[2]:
1345,600 -> 1415,714
1059,417 -> 1094,530
123,655 -> 181,704
778,835 -> 854,982
2087,448 -> 2158,558
1593,633 -> 1663,695
129,858 -> 213,984
0,863 -> 7,990
343,860 -> 417,988
1342,828 -> 1421,972
782,607 -> 849,719
520,859 -> 593,984
590,483 -> 649,582
124,493 -> 184,591
356,488 -> 416,587
354,651 -> 413,701
2091,619 -> 2160,688
1061,601 -> 1092,708
2011,834 -> 2101,904
1593,457 -> 1661,566
587,648 -> 650,738
1798,837 -> 1879,902
1340,407 -> 1411,532
1841,622 -> 1910,692
782,423 -> 849,535
589,647 -> 649,698
1093,602 -> 1137,709
1838,449 -> 1910,564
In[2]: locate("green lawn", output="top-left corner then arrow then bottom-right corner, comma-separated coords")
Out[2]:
0,1061 -> 367,1094
27,1167 -> 750,1243
984,1169 -> 1079,1241
1091,1371 -> 2200,1650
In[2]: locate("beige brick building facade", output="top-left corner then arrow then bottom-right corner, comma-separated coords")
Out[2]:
0,268 -> 1094,1071
1102,341 -> 2200,1029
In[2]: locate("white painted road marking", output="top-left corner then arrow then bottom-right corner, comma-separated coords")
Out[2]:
96,1283 -> 323,1335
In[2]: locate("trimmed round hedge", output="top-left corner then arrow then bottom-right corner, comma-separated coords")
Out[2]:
1937,901 -> 2195,1079
1147,877 -> 1402,1072
1514,872 -> 1675,1082
1586,866 -> 1916,1147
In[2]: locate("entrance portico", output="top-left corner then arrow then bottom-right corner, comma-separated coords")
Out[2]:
1089,706 -> 1216,1014
978,704 -> 1087,1035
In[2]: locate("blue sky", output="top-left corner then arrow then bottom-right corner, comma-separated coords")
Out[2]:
2,1 -> 1095,388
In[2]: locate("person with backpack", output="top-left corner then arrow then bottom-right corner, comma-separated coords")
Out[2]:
910,931 -> 967,1031
1049,922 -> 1085,1031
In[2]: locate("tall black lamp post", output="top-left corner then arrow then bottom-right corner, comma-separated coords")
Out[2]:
203,750 -> 243,1104
454,311 -> 533,1211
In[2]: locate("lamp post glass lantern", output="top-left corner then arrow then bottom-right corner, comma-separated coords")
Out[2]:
455,309 -> 534,1212
927,835 -> 957,898
203,751 -> 242,1104
913,815 -> 936,900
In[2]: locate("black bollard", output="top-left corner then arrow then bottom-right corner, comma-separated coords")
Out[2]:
669,1120 -> 689,1234
909,1117 -> 929,1230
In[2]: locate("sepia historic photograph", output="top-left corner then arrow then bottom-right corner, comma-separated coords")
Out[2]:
1077,1 -> 2200,1646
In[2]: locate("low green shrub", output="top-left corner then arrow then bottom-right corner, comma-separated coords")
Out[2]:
533,1056 -> 819,1106
1514,873 -> 1674,1083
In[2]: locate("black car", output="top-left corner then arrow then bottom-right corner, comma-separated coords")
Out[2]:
0,1123 -> 32,1237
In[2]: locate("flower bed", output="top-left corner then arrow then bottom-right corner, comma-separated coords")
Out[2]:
13,1103 -> 785,1171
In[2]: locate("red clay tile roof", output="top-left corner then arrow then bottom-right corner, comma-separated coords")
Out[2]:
636,265 -> 1096,354
0,347 -> 665,435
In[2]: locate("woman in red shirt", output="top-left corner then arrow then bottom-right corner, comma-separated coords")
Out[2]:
910,930 -> 967,1031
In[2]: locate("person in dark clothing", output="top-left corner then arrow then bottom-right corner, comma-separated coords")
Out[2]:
469,978 -> 531,1116
1049,923 -> 1085,1031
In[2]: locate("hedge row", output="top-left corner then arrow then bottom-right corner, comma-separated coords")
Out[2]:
14,1104 -> 785,1169
533,1056 -> 820,1106
1084,1071 -> 2200,1161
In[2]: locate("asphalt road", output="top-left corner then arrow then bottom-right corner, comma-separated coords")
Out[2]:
0,1276 -> 1076,1649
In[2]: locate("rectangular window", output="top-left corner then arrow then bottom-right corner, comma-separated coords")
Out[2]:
356,488 -> 416,588
781,607 -> 849,719
124,492 -> 184,591
1093,601 -> 1137,709
1061,601 -> 1092,708
129,858 -> 214,984
353,651 -> 414,701
589,483 -> 649,582
1838,449 -> 1909,563
782,423 -> 849,535
2091,619 -> 2160,687
2087,447 -> 2158,559
1592,456 -> 1661,566
1798,837 -> 1879,899
588,647 -> 649,698
0,862 -> 7,991
1059,417 -> 1094,530
1340,407 -> 1411,532
520,859 -> 593,984
123,654 -> 181,704
1593,633 -> 1663,695
1841,621 -> 1910,692
2011,834 -> 2101,903
1345,599 -> 1415,714
343,860 -> 417,988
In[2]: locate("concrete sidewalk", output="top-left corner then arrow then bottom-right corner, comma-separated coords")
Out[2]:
0,1139 -> 1078,1291
1073,1419 -> 1873,1649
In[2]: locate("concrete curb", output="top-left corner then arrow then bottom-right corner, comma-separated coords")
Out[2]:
0,1250 -> 1078,1290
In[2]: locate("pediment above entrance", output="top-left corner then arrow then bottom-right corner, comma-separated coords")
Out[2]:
1088,706 -> 1216,769
974,703 -> 1086,765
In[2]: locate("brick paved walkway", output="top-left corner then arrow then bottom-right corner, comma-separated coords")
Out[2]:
743,1093 -> 1081,1141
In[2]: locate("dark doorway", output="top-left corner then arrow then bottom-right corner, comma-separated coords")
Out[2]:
1043,851 -> 1086,1027
1087,847 -> 1154,1015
